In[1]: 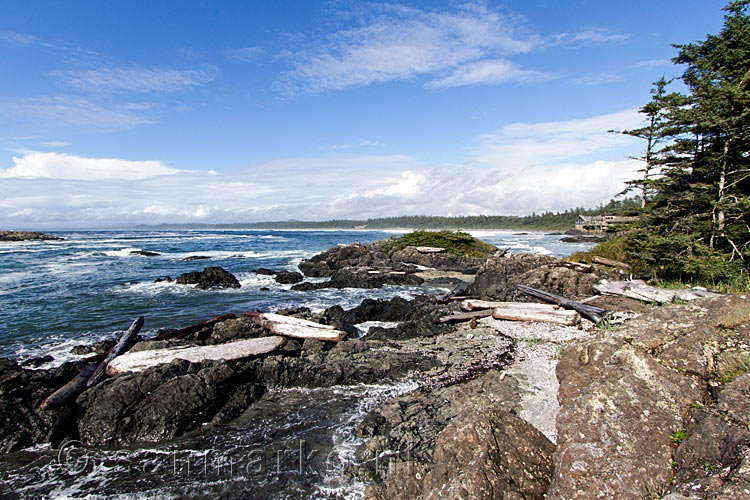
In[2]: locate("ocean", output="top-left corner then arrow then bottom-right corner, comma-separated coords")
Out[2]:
0,229 -> 592,498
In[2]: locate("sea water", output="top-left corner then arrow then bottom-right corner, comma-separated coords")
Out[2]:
0,229 -> 592,498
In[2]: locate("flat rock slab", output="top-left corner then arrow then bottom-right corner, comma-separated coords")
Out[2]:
106,336 -> 286,375
261,313 -> 347,341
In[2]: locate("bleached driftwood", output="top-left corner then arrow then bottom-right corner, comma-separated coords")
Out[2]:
87,316 -> 144,387
261,313 -> 347,341
592,256 -> 631,270
491,303 -> 580,326
106,336 -> 287,376
460,299 -> 535,311
593,280 -> 720,304
435,309 -> 494,324
416,246 -> 447,254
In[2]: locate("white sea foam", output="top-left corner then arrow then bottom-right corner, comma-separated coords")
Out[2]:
103,247 -> 143,257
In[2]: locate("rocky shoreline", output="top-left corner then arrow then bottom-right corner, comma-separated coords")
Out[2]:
1,237 -> 748,499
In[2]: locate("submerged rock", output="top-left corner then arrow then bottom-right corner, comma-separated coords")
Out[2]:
175,266 -> 240,289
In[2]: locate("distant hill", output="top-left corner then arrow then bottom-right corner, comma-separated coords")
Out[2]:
135,198 -> 641,232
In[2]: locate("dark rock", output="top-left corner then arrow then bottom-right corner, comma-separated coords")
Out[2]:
254,268 -> 277,275
274,271 -> 303,284
467,254 -> 605,301
21,355 -> 54,367
390,247 -> 485,274
130,250 -> 161,256
78,359 -> 265,446
0,231 -> 62,241
204,316 -> 268,345
560,234 -> 610,243
293,267 -> 424,291
154,276 -> 173,283
182,255 -> 212,261
0,359 -> 82,453
175,266 -> 240,289
70,339 -> 117,356
298,243 -> 390,277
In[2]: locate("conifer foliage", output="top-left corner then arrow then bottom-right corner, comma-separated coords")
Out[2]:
620,1 -> 750,284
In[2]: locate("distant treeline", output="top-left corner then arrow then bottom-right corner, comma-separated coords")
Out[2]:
137,197 -> 641,231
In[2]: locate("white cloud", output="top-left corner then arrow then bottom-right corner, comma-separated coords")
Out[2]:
1,95 -> 152,131
223,47 -> 264,62
0,31 -> 37,46
1,151 -> 180,180
0,110 -> 649,227
553,27 -> 630,46
278,2 -> 542,93
428,58 -> 551,88
53,65 -> 217,94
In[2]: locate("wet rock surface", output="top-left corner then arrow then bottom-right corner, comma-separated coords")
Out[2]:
175,266 -> 241,289
0,230 -> 62,241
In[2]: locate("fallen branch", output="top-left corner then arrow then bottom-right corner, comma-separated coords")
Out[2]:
591,256 -> 631,270
435,309 -> 493,324
86,316 -> 144,388
150,313 -> 236,341
517,284 -> 607,324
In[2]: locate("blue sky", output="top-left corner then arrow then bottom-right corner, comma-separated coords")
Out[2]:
0,0 -> 728,228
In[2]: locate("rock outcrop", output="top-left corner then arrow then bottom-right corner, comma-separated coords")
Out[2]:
175,266 -> 241,289
0,231 -> 62,241
549,294 -> 750,499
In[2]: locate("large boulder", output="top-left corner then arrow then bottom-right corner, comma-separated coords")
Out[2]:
390,247 -> 486,274
298,243 -> 392,277
0,230 -> 62,241
175,266 -> 241,289
549,295 -> 750,499
274,271 -> 303,284
293,267 -> 423,290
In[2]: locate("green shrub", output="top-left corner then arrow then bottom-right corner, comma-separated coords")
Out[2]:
379,230 -> 497,257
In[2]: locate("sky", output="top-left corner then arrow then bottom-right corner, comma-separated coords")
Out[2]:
0,0 -> 730,229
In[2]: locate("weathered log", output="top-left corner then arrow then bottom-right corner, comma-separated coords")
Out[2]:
491,303 -> 580,326
437,283 -> 470,304
591,256 -> 631,270
40,364 -> 97,411
106,336 -> 287,376
416,246 -> 447,254
86,316 -> 144,387
150,313 -> 236,341
550,260 -> 593,272
449,295 -> 481,302
593,279 -> 720,304
517,284 -> 607,324
261,313 -> 347,342
460,299 -> 527,311
435,309 -> 494,324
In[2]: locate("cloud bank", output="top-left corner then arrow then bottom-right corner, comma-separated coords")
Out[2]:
0,109 -> 644,228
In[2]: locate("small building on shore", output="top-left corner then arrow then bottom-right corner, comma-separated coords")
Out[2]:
575,214 -> 637,232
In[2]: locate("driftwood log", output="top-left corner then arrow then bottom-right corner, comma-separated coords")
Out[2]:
261,313 -> 347,342
435,309 -> 494,324
40,364 -> 97,411
107,336 -> 287,376
591,256 -> 631,270
491,303 -> 580,326
437,283 -> 471,304
593,279 -> 720,304
86,316 -> 144,387
517,284 -> 607,324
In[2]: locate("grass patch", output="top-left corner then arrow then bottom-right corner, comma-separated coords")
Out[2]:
379,230 -> 498,258
671,429 -> 687,445
570,235 -> 629,264
717,303 -> 750,329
